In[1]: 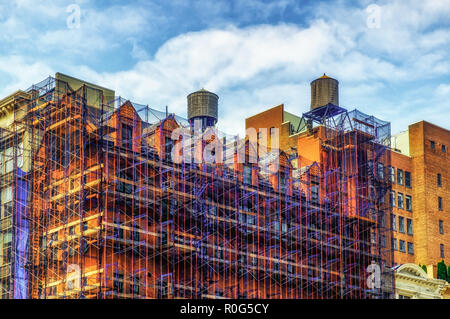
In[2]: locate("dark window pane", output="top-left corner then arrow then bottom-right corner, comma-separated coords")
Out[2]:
405,171 -> 411,187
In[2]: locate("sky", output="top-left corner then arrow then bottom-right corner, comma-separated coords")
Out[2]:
0,0 -> 449,136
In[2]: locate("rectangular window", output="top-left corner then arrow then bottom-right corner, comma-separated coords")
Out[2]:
389,167 -> 395,183
438,197 -> 443,211
405,171 -> 411,188
390,191 -> 396,207
392,238 -> 397,250
380,212 -> 386,227
243,165 -> 252,185
122,124 -> 133,149
279,172 -> 286,193
17,142 -> 24,168
114,273 -> 124,293
437,173 -> 442,187
2,186 -> 13,204
399,216 -> 405,233
381,234 -> 386,248
391,214 -> 397,231
377,163 -> 384,179
270,127 -> 276,136
164,136 -> 173,156
439,220 -> 444,234
405,195 -> 412,211
431,140 -> 435,149
406,218 -> 413,235
397,169 -> 403,185
440,244 -> 445,258
442,145 -> 446,153
399,240 -> 405,253
5,148 -> 13,173
398,193 -> 404,209
311,184 -> 319,203
407,242 -> 414,255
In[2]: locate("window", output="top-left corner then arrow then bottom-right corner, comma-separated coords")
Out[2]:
274,261 -> 280,271
279,172 -> 286,192
164,136 -> 173,156
381,234 -> 386,248
48,286 -> 57,297
83,221 -> 88,232
17,142 -> 23,168
405,171 -> 411,188
397,169 -> 403,185
380,212 -> 386,227
391,214 -> 397,231
405,195 -> 412,211
2,187 -> 13,219
399,216 -> 405,233
281,222 -> 288,234
243,165 -> 252,185
311,184 -> 319,203
406,218 -> 413,235
431,140 -> 435,149
122,124 -> 133,149
247,214 -> 256,225
287,262 -> 294,274
389,167 -> 395,183
399,240 -> 405,252
371,228 -> 379,244
442,145 -> 446,153
50,232 -> 58,242
407,242 -> 414,255
439,220 -> 444,234
257,132 -> 262,139
398,193 -> 404,209
2,186 -> 13,204
392,238 -> 397,250
132,226 -> 140,242
270,127 -> 275,136
377,163 -> 384,179
132,276 -> 140,295
437,173 -> 442,187
4,148 -> 13,173
369,185 -> 375,200
390,191 -> 396,207
440,244 -> 445,258
114,273 -> 124,293
438,197 -> 443,211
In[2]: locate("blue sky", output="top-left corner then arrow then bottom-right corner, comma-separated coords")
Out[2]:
0,0 -> 449,135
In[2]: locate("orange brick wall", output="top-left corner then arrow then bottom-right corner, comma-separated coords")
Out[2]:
409,121 -> 450,266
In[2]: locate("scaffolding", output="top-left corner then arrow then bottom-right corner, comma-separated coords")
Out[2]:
0,78 -> 394,299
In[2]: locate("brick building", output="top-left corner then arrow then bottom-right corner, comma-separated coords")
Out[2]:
390,121 -> 450,272
0,73 -> 394,298
245,84 -> 450,276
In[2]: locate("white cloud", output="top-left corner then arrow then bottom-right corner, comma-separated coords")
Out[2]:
0,56 -> 53,96
0,0 -> 449,136
436,84 -> 450,96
